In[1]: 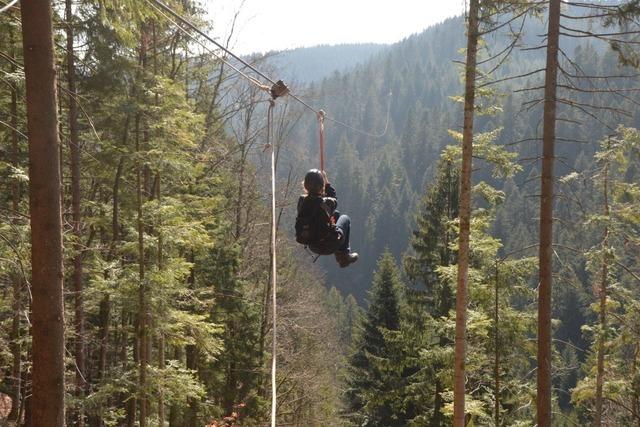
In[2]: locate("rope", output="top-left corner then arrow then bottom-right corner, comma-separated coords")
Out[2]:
0,0 -> 19,14
317,110 -> 325,172
267,99 -> 278,427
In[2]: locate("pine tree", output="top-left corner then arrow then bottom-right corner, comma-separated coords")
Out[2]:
345,251 -> 410,426
404,159 -> 459,425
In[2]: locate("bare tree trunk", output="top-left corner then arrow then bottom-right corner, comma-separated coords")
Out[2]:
157,174 -> 166,426
20,0 -> 66,425
454,0 -> 480,424
494,262 -> 500,427
97,295 -> 110,373
136,111 -> 148,427
126,313 -> 137,427
594,161 -> 610,427
633,345 -> 639,427
136,24 -> 150,427
537,1 -> 561,425
432,379 -> 444,427
169,347 -> 183,427
186,345 -> 199,427
65,0 -> 86,424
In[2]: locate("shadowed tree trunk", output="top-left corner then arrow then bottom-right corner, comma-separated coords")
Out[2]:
65,0 -> 86,424
136,23 -> 150,427
594,156 -> 610,427
454,0 -> 480,424
20,0 -> 66,425
537,0 -> 561,424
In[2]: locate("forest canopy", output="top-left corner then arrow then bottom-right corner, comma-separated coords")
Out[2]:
1,0 -> 640,426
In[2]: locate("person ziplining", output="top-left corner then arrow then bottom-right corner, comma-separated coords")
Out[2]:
294,111 -> 358,268
295,169 -> 359,267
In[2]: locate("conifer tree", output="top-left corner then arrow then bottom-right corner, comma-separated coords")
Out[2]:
345,251 -> 409,426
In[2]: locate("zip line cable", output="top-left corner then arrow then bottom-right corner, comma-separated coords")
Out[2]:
0,0 -> 19,14
144,0 -> 271,92
150,0 -> 276,86
147,0 -> 392,139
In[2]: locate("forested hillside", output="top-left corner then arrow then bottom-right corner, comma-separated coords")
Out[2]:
257,43 -> 389,84
284,13 -> 628,302
276,2 -> 640,423
1,0 -> 640,426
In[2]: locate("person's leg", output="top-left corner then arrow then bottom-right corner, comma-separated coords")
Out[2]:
335,214 -> 351,253
334,214 -> 358,268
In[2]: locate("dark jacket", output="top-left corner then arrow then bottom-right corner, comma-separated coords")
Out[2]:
297,182 -> 337,217
296,182 -> 340,255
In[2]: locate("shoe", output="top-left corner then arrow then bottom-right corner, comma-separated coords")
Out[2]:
335,251 -> 359,268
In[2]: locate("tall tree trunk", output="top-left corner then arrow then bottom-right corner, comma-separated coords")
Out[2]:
136,24 -> 150,427
494,261 -> 501,427
186,345 -> 199,427
126,314 -> 137,427
454,0 -> 480,425
633,345 -> 639,427
66,0 -> 86,424
537,1 -> 561,424
20,0 -> 66,425
156,174 -> 166,426
169,347 -> 183,427
8,26 -> 23,425
432,378 -> 444,427
594,161 -> 610,427
136,112 -> 148,427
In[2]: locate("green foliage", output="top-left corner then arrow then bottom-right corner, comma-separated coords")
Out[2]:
570,127 -> 640,425
345,251 -> 413,426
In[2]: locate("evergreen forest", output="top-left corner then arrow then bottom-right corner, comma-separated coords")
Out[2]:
1,0 -> 640,426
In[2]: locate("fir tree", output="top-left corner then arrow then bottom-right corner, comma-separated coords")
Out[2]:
345,251 -> 411,426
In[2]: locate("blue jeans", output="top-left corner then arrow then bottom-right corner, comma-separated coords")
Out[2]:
334,212 -> 351,253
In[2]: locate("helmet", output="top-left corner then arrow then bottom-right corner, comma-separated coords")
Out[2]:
303,169 -> 324,194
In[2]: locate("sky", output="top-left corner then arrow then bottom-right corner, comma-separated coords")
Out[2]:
205,0 -> 466,55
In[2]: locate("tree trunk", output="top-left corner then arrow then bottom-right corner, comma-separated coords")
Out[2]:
186,345 -> 199,427
633,345 -> 639,427
454,0 -> 480,425
594,161 -> 610,427
432,378 -> 443,427
66,0 -> 86,424
537,1 -> 561,425
169,346 -> 183,427
20,0 -> 66,425
494,261 -> 501,427
157,175 -> 166,426
136,23 -> 150,427
136,111 -> 148,427
125,313 -> 137,427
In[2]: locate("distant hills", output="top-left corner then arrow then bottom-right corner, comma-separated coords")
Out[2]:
255,43 -> 389,84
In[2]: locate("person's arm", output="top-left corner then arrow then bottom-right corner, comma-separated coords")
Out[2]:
297,195 -> 305,214
324,182 -> 337,198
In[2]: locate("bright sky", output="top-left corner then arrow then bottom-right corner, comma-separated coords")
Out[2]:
205,0 -> 466,54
